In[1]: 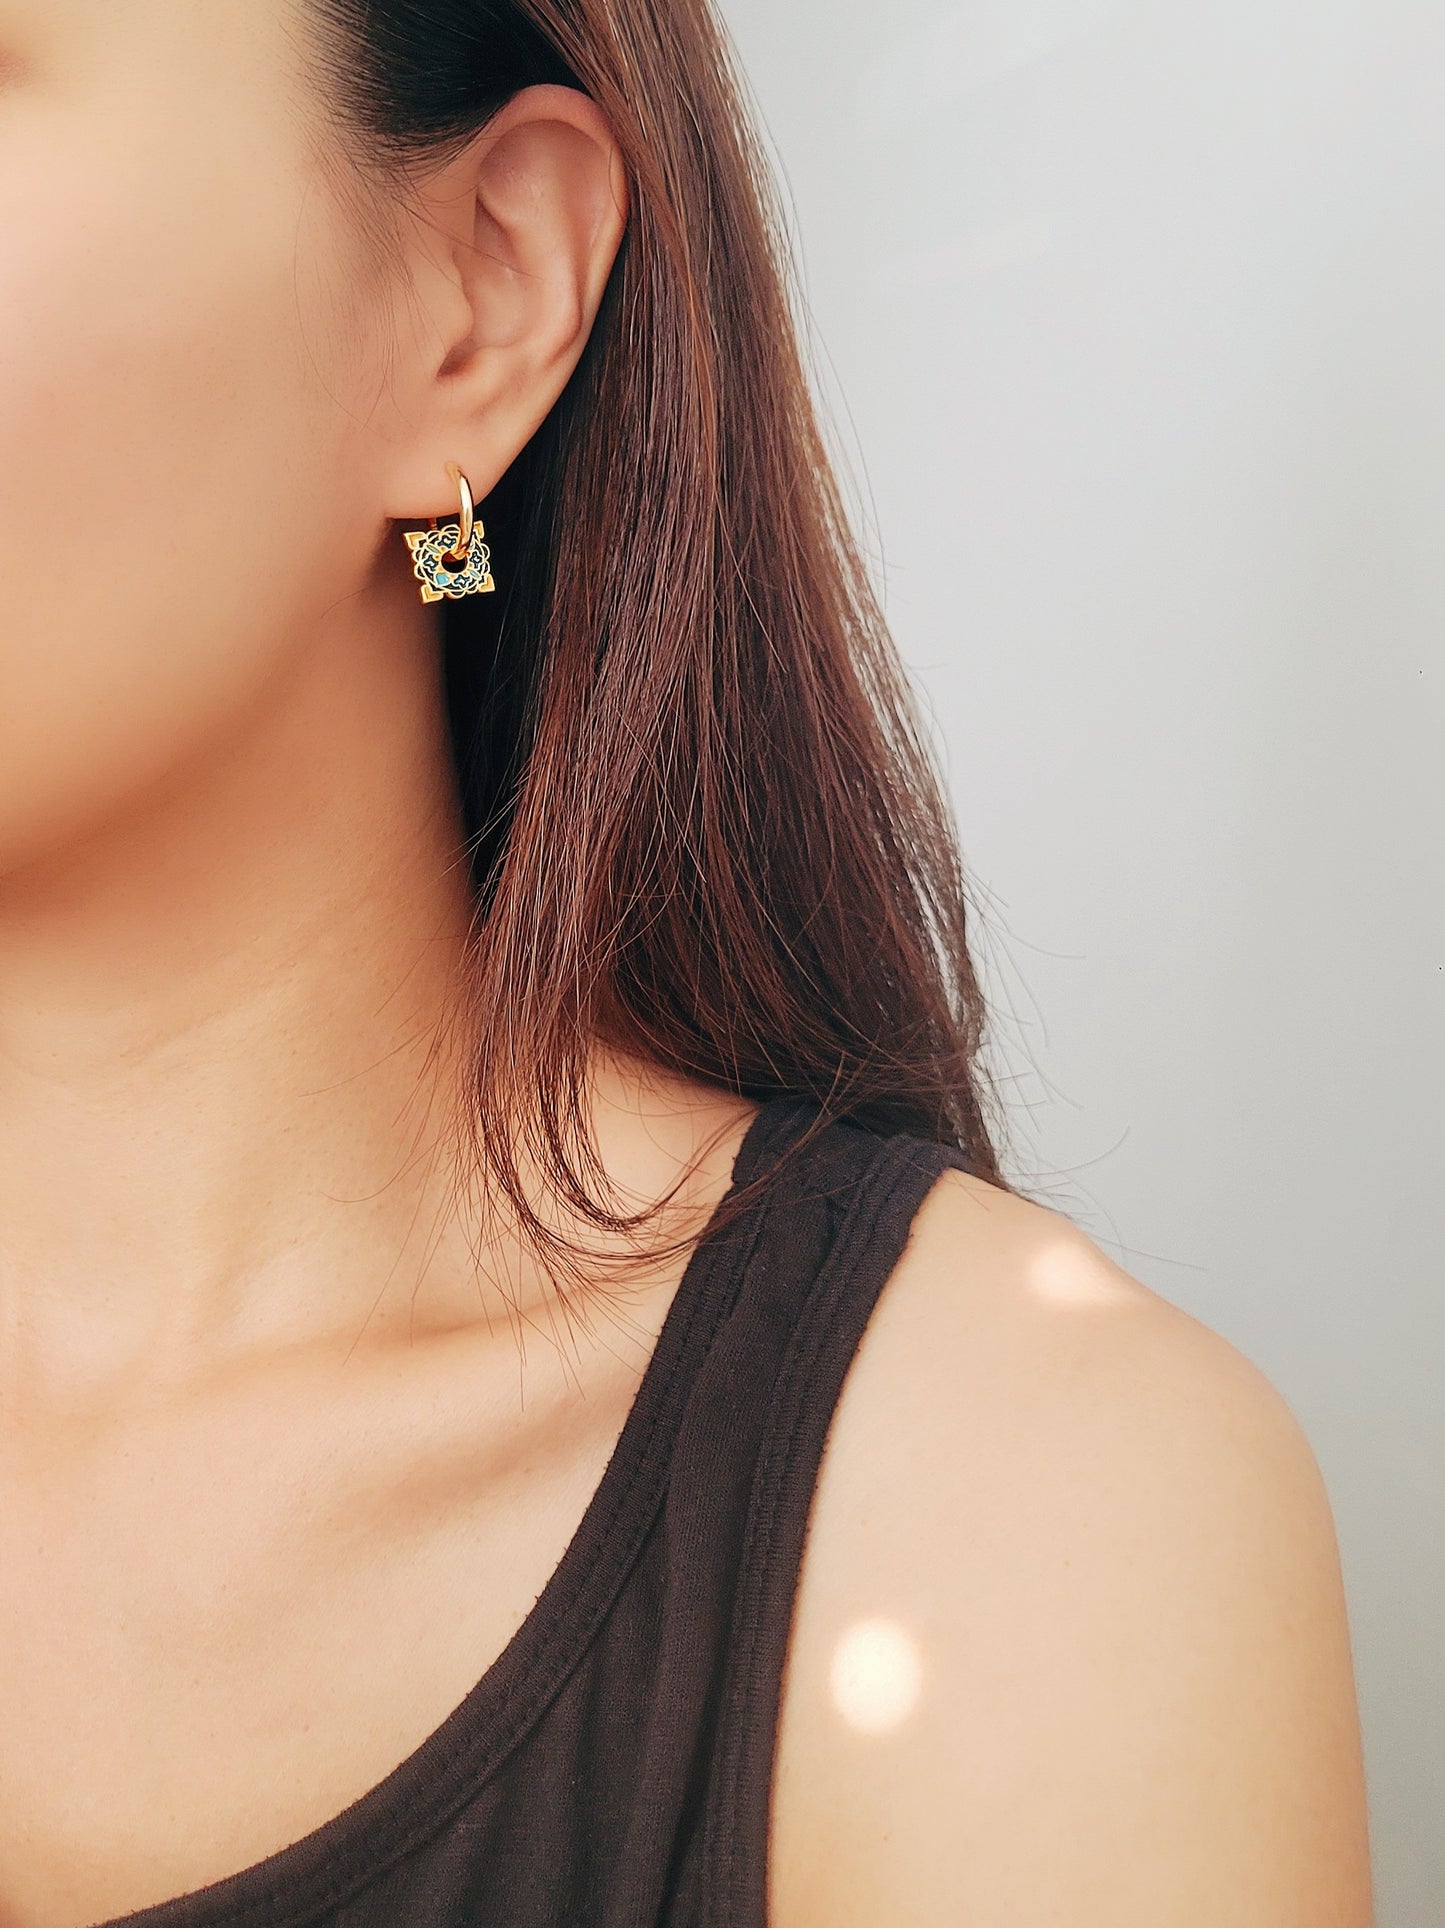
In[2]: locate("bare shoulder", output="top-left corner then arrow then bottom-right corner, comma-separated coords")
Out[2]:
769,1165 -> 1374,1928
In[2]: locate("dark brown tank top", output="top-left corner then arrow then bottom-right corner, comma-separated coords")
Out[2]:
100,1094 -> 976,1928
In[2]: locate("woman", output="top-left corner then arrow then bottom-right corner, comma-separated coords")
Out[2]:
0,0 -> 1372,1923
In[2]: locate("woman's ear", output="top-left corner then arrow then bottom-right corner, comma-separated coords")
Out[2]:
379,83 -> 629,521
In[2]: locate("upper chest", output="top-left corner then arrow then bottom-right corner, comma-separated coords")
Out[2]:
0,1332 -> 652,1928
0,1300 -> 908,1928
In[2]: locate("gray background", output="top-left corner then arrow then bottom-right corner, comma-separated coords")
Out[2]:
714,0 -> 1443,1919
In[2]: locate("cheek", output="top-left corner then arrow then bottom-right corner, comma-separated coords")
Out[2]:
0,106 -> 377,869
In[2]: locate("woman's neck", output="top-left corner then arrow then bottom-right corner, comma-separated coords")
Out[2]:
0,568 -> 496,1417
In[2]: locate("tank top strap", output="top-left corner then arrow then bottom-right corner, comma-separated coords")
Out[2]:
694,1100 -> 979,1927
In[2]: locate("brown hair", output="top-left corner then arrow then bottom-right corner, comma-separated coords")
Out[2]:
298,0 -> 1022,1302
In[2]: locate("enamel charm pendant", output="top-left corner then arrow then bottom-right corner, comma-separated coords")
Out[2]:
404,519 -> 496,602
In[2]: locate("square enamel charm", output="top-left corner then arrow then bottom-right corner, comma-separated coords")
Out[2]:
404,521 -> 497,602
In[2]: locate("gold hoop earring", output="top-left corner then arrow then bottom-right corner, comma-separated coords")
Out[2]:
403,462 -> 496,603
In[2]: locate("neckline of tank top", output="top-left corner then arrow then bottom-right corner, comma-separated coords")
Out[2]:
96,1090 -> 826,1928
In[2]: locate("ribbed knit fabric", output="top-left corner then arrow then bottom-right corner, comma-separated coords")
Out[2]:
100,1094 -> 976,1928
